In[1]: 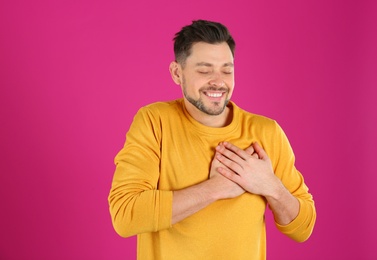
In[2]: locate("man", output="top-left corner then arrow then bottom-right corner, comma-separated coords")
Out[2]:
108,20 -> 316,259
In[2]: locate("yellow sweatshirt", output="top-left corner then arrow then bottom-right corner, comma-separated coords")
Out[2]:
109,99 -> 316,260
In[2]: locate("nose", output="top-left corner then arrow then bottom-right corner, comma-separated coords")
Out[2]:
209,77 -> 225,87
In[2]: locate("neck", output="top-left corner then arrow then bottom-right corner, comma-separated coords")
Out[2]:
184,101 -> 233,127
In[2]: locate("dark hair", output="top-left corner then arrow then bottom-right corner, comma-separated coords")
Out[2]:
173,20 -> 235,65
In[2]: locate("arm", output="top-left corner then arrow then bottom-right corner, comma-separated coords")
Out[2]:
110,147 -> 243,236
216,130 -> 316,242
108,107 -> 244,237
172,156 -> 244,224
216,142 -> 299,225
108,108 -> 172,237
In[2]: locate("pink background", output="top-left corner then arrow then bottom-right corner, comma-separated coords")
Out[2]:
1,0 -> 376,259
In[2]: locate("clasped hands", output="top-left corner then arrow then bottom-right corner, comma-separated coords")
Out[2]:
209,142 -> 280,199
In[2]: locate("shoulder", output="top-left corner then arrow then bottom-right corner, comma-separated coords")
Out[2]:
134,99 -> 183,122
231,102 -> 286,143
140,99 -> 181,113
233,102 -> 278,128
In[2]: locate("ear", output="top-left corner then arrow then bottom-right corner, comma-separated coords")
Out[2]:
169,61 -> 182,85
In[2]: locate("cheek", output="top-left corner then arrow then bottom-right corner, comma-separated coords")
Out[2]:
226,78 -> 235,89
187,78 -> 207,91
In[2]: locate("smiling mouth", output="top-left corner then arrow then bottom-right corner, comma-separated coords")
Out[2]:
205,92 -> 224,98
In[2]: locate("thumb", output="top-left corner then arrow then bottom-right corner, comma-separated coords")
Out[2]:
253,142 -> 268,160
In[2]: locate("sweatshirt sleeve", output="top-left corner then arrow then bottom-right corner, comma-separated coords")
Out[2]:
267,121 -> 316,242
108,107 -> 173,238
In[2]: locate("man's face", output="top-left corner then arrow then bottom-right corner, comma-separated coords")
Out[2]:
179,42 -> 235,116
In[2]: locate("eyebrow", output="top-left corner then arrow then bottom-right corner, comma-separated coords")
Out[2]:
195,62 -> 234,68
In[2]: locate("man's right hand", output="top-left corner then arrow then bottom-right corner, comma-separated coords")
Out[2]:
208,152 -> 245,200
171,150 -> 245,225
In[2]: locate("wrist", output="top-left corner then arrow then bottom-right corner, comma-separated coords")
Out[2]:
205,177 -> 223,201
265,178 -> 286,201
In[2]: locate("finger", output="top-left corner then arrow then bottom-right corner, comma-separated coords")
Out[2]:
217,165 -> 242,184
212,153 -> 229,169
221,142 -> 250,161
253,142 -> 267,160
245,142 -> 259,159
216,152 -> 244,173
244,145 -> 255,155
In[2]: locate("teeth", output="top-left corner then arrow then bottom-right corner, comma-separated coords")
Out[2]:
206,93 -> 222,97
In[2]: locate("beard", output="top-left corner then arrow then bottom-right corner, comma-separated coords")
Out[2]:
182,76 -> 230,116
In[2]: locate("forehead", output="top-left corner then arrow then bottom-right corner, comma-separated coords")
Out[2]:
186,42 -> 234,65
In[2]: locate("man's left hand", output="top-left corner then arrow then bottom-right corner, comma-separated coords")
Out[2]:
215,142 -> 281,197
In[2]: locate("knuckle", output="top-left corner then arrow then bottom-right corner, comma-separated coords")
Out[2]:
229,161 -> 238,169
